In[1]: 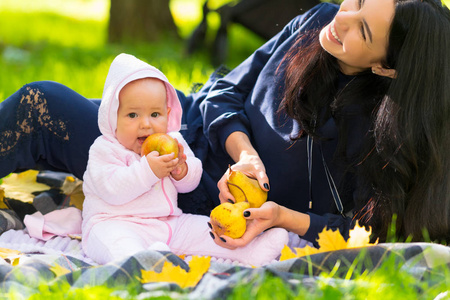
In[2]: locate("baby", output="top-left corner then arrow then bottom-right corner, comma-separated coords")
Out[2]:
81,53 -> 288,266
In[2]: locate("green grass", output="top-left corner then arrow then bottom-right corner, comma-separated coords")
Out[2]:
0,0 -> 263,100
5,251 -> 449,300
1,1 -> 450,299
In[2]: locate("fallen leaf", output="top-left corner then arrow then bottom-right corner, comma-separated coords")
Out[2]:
317,227 -> 348,251
0,187 -> 7,209
1,170 -> 50,203
290,244 -> 321,258
141,256 -> 211,289
280,245 -> 297,261
347,221 -> 378,248
0,247 -> 23,265
61,176 -> 85,209
50,263 -> 72,276
280,223 -> 377,261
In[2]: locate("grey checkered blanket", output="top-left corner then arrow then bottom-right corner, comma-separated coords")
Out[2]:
0,228 -> 448,299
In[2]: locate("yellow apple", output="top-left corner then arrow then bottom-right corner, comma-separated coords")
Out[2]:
226,167 -> 267,208
209,202 -> 250,239
141,133 -> 178,158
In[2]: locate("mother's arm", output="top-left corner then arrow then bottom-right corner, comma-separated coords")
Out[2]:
217,132 -> 270,203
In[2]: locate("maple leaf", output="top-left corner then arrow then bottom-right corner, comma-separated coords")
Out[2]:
60,175 -> 85,210
317,227 -> 348,251
140,256 -> 211,289
50,263 -> 72,276
280,222 -> 377,261
0,187 -> 7,209
347,221 -> 378,248
0,247 -> 23,265
0,170 -> 50,203
280,245 -> 297,261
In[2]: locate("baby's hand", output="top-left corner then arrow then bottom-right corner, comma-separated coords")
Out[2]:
171,141 -> 188,180
145,151 -> 178,179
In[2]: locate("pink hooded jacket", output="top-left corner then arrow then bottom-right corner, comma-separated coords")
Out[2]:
81,54 -> 202,237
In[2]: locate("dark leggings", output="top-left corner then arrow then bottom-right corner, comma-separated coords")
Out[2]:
0,81 -> 101,179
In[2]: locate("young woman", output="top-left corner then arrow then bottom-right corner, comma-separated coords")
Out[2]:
0,0 -> 449,247
208,0 -> 450,248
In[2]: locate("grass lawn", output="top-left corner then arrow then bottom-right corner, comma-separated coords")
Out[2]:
1,1 -> 450,299
0,0 -> 264,100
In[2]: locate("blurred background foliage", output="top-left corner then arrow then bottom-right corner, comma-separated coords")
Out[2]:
0,0 -> 266,100
0,0 -> 449,101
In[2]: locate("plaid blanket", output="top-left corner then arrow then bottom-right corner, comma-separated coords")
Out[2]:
1,171 -> 449,297
0,238 -> 448,299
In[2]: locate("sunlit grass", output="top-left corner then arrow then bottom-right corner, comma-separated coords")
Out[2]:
5,249 -> 448,300
0,0 -> 261,100
0,0 -> 109,21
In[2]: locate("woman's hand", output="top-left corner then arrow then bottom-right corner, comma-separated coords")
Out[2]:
209,201 -> 281,249
217,153 -> 270,204
218,132 -> 270,204
208,201 -> 311,249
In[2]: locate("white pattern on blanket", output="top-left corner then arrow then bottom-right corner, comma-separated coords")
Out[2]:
0,229 -> 96,264
0,229 -> 310,267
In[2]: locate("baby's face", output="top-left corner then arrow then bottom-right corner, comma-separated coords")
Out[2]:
116,78 -> 170,155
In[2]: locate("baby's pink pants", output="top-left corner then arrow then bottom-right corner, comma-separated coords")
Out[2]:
83,213 -> 288,267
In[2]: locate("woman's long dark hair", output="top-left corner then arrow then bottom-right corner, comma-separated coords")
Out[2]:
281,0 -> 450,242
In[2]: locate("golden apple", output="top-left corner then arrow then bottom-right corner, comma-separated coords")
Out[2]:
226,167 -> 267,208
141,133 -> 178,158
209,202 -> 250,239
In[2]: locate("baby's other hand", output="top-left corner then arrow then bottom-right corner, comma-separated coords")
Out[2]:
146,151 -> 178,179
171,141 -> 188,180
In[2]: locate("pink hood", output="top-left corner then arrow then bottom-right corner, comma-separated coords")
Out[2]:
99,53 -> 182,141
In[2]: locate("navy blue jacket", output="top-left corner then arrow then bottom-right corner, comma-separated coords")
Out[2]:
180,3 -> 360,244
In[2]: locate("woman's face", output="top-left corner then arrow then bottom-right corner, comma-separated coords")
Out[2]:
319,0 -> 395,75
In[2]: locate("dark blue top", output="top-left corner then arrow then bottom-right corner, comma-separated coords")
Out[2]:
179,3 -> 360,245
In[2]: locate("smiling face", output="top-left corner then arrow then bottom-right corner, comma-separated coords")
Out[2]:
319,0 -> 395,75
116,78 -> 171,155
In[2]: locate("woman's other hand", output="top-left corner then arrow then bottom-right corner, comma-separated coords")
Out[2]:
209,201 -> 311,249
218,132 -> 270,204
209,201 -> 281,249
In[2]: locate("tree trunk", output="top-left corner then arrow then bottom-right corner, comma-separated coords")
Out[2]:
108,0 -> 178,43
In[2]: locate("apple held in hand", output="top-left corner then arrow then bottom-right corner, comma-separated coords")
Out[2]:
141,133 -> 179,158
210,201 -> 250,239
226,166 -> 267,208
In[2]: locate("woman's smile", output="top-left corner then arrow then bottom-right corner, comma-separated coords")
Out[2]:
329,22 -> 342,45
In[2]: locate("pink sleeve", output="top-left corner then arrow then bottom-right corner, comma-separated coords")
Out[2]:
24,207 -> 82,241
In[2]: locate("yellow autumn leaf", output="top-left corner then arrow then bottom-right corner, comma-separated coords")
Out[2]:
50,263 -> 72,276
0,247 -> 23,265
280,245 -> 297,261
279,244 -> 321,261
61,176 -> 85,210
1,170 -> 51,203
347,221 -> 378,248
0,187 -> 7,209
140,256 -> 211,289
291,244 -> 321,258
317,228 -> 348,251
279,223 -> 377,261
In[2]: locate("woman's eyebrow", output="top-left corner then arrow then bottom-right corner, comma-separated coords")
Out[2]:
359,0 -> 373,43
363,19 -> 373,43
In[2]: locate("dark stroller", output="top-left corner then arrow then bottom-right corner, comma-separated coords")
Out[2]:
187,0 -> 325,66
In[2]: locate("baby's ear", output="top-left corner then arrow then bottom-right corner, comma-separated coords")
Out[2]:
371,66 -> 397,79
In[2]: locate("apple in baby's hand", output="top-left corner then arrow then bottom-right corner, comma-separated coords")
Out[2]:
141,133 -> 179,158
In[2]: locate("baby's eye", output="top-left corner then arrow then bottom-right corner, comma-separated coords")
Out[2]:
151,112 -> 160,118
128,113 -> 138,118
